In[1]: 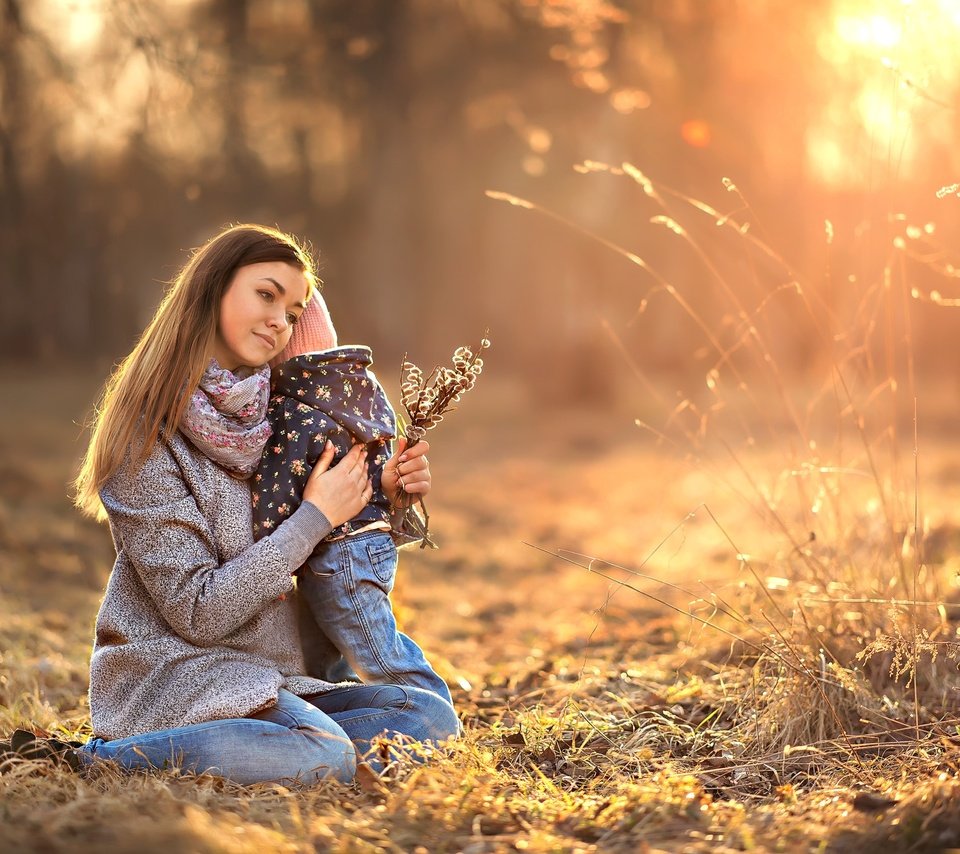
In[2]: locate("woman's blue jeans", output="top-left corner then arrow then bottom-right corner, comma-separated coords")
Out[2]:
78,684 -> 459,786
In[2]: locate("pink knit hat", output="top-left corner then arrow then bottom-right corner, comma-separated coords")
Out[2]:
270,287 -> 338,367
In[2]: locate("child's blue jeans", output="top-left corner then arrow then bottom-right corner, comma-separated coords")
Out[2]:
78,684 -> 458,785
299,531 -> 453,706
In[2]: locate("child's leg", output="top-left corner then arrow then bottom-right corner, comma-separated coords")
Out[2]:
295,566 -> 359,683
299,533 -> 453,705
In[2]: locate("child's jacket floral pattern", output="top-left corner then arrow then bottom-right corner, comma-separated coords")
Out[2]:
253,347 -> 396,542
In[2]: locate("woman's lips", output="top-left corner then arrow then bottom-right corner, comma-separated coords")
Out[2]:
254,332 -> 276,350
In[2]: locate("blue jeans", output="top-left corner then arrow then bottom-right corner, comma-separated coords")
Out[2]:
299,532 -> 453,705
78,684 -> 458,786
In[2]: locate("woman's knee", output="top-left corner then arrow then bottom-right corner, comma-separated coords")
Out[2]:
357,684 -> 459,741
405,687 -> 460,742
293,724 -> 357,784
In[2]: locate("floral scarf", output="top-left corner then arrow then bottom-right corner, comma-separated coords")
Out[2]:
180,359 -> 272,478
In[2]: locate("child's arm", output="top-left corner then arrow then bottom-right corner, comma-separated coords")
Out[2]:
380,437 -> 434,548
381,436 -> 431,508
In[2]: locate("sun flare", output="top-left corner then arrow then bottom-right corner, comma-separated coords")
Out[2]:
808,0 -> 960,188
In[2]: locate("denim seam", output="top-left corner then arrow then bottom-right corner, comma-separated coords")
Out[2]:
87,719 -> 262,754
260,708 -> 309,729
337,706 -> 413,732
365,537 -> 396,585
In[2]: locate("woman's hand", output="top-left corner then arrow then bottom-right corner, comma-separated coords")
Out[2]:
382,438 -> 431,509
302,442 -> 372,527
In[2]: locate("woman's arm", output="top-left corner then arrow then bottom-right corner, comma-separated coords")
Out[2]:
101,438 -> 367,647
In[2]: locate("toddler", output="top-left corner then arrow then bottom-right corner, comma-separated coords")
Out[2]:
252,289 -> 451,705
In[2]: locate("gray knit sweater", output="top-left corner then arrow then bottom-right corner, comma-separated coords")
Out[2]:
90,429 -> 337,740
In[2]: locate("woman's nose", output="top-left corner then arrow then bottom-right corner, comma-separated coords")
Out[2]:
266,312 -> 289,331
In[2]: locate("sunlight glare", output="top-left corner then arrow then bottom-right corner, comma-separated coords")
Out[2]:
61,0 -> 106,53
807,0 -> 960,188
835,13 -> 902,48
935,0 -> 960,27
805,133 -> 847,187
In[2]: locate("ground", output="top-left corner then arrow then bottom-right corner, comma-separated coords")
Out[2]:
3,366 -> 960,853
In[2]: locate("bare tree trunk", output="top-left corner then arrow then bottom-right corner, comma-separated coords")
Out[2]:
0,0 -> 33,359
213,0 -> 260,208
302,0 -> 420,351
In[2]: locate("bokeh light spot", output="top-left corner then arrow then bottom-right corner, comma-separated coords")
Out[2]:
681,120 -> 711,148
522,154 -> 546,176
610,88 -> 652,114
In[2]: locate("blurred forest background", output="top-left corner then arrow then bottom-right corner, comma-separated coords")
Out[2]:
3,0 -> 960,399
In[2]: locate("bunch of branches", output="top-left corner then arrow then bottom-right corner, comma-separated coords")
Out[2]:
396,334 -> 490,548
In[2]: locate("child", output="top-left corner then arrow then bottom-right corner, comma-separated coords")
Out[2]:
252,289 -> 452,705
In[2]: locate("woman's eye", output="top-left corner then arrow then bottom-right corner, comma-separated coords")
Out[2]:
259,290 -> 274,302
287,313 -> 299,325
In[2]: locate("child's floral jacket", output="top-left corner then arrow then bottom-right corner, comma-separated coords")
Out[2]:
252,346 -> 396,544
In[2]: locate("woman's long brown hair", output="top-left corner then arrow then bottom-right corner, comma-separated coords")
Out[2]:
74,224 -> 317,519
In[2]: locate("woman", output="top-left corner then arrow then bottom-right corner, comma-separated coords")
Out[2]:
67,224 -> 459,785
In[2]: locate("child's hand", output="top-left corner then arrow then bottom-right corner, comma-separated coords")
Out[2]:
302,442 -> 372,527
382,437 -> 431,509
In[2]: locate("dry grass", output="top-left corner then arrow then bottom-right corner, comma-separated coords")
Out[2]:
3,364 -> 960,852
6,175 -> 960,851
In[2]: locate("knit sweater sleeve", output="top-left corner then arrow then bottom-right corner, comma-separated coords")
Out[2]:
100,437 -> 332,648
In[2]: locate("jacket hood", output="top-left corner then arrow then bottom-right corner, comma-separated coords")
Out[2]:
269,346 -> 395,444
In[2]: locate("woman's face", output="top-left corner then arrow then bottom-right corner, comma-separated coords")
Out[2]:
213,261 -> 309,371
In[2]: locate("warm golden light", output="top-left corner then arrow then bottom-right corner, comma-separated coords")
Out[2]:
834,13 -> 902,49
807,0 -> 960,188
